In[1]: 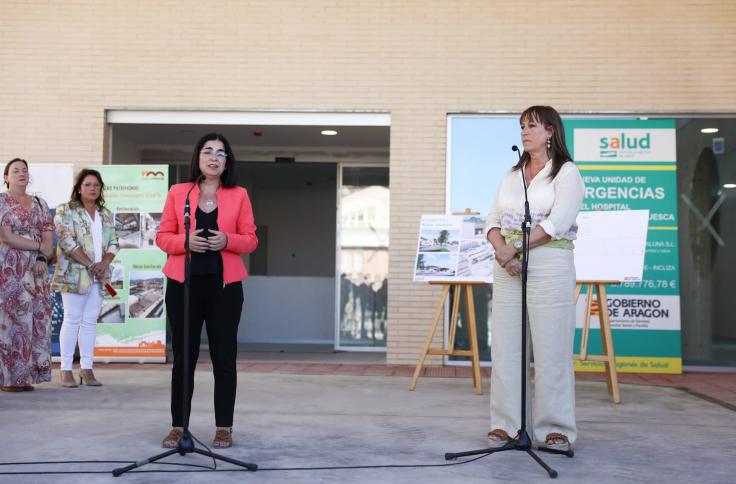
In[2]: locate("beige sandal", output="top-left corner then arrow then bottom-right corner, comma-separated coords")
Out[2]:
213,427 -> 233,448
487,429 -> 511,448
541,432 -> 570,452
162,427 -> 183,448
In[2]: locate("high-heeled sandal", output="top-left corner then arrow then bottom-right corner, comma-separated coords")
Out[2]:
212,427 -> 233,448
162,428 -> 183,448
79,369 -> 102,386
60,370 -> 78,388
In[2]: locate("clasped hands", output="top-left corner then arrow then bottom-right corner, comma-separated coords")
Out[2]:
88,260 -> 110,282
188,229 -> 228,253
495,243 -> 522,277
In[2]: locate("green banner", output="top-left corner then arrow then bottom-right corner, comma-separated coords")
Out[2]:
93,166 -> 169,362
565,119 -> 682,373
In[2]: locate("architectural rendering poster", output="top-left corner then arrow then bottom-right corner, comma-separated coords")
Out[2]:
569,119 -> 681,374
413,214 -> 493,283
93,165 -> 168,362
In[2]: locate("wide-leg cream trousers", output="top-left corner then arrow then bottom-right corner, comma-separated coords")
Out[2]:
490,246 -> 577,443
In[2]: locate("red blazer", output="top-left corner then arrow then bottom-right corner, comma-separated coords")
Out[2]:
156,182 -> 258,284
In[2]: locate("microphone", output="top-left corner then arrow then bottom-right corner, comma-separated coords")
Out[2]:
512,144 -> 532,239
183,176 -> 203,253
512,145 -> 522,162
184,176 -> 203,233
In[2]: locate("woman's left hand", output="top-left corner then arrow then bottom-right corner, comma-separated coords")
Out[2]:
207,230 -> 228,251
504,258 -> 522,277
32,260 -> 47,278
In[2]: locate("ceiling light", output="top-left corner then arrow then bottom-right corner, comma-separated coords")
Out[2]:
321,130 -> 338,136
724,183 -> 736,189
701,128 -> 719,134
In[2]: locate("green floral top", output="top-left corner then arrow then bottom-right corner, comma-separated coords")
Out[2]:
51,202 -> 119,294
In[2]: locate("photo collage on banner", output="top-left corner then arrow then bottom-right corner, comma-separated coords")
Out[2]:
93,165 -> 169,362
413,214 -> 493,283
567,119 -> 681,373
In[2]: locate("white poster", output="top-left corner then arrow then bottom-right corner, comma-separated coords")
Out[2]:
574,210 -> 649,282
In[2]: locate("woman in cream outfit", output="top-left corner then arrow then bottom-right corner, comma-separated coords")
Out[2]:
484,106 -> 585,452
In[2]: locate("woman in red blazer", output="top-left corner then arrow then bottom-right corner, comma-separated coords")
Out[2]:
156,133 -> 258,449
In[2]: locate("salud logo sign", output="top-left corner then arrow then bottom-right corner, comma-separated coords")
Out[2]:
599,133 -> 651,158
574,129 -> 676,162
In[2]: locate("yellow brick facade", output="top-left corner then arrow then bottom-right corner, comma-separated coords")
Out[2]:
1,1 -> 734,364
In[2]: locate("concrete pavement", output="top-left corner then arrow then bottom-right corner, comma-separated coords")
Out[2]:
1,365 -> 734,483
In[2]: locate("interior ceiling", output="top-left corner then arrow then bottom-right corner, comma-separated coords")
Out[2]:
113,123 -> 390,162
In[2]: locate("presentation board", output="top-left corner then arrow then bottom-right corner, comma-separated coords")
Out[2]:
574,210 -> 649,282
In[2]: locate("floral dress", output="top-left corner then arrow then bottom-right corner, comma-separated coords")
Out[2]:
0,192 -> 54,386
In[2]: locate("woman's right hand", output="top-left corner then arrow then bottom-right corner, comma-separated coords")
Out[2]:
188,229 -> 208,253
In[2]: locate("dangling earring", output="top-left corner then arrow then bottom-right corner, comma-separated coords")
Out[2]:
547,138 -> 552,149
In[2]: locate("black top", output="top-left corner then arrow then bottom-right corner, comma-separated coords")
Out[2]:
190,207 -> 223,276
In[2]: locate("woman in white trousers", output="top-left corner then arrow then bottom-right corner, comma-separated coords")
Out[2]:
484,105 -> 585,452
52,169 -> 118,387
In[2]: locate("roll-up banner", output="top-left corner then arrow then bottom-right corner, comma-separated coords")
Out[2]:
566,119 -> 681,374
92,165 -> 169,362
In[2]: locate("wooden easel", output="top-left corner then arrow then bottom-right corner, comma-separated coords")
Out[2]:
574,280 -> 621,404
409,281 -> 484,395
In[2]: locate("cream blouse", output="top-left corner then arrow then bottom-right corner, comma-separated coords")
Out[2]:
484,160 -> 585,242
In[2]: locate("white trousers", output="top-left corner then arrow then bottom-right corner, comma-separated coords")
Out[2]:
60,284 -> 103,370
490,246 -> 577,443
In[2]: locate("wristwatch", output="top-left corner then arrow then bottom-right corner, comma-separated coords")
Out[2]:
513,240 -> 523,251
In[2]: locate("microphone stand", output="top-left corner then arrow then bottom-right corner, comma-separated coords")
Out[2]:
113,180 -> 257,476
444,146 -> 572,479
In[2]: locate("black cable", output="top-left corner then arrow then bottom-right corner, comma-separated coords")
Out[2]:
0,453 -> 492,475
190,431 -> 217,470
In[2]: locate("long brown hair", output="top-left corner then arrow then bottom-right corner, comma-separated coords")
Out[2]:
69,168 -> 106,208
512,105 -> 573,180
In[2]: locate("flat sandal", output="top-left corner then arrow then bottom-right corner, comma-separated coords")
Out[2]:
162,428 -> 183,448
487,429 -> 511,448
540,432 -> 570,452
213,427 -> 233,448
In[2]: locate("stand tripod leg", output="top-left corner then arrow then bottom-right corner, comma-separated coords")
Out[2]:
112,449 -> 179,476
192,448 -> 258,471
526,449 -> 559,478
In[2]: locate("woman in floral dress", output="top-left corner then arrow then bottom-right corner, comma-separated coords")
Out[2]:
0,158 -> 55,391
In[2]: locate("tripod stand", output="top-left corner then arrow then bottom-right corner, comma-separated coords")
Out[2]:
444,147 -> 573,478
113,182 -> 257,476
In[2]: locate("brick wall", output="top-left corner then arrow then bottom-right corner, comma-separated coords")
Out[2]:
1,0 -> 734,364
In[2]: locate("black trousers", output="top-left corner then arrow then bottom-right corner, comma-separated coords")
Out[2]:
166,275 -> 243,427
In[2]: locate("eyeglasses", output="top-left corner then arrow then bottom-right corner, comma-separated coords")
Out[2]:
200,148 -> 228,161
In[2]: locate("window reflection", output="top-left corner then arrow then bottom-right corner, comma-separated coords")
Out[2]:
339,167 -> 389,348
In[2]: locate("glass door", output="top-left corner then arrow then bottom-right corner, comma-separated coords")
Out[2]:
336,166 -> 389,350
